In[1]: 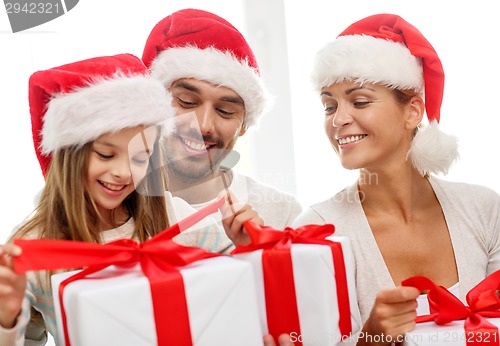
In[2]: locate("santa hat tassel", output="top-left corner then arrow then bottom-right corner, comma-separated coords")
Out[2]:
407,120 -> 459,176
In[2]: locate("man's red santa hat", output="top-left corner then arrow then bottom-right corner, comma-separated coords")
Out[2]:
142,8 -> 271,127
312,13 -> 459,176
29,53 -> 174,177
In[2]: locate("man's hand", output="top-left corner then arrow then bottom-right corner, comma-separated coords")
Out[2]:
219,190 -> 263,246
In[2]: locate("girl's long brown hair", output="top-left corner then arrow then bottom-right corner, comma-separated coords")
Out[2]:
10,132 -> 170,297
12,138 -> 169,243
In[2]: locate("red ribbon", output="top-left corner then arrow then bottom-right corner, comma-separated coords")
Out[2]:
402,270 -> 500,345
231,221 -> 352,345
13,197 -> 225,346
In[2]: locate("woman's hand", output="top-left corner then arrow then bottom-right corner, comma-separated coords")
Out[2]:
0,243 -> 26,329
358,286 -> 420,345
263,333 -> 295,346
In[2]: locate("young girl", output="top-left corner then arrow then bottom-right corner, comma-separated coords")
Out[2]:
0,53 -> 174,344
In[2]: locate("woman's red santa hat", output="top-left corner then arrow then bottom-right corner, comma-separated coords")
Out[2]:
29,53 -> 175,177
142,8 -> 272,128
312,13 -> 459,176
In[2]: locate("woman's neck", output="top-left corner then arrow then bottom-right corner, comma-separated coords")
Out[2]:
358,166 -> 432,222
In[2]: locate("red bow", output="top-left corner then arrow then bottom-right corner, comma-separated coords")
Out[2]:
402,270 -> 500,345
232,221 -> 351,345
232,222 -> 337,252
13,197 -> 225,346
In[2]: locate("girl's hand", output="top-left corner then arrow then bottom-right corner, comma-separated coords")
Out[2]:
358,286 -> 420,345
219,190 -> 263,246
0,244 -> 26,329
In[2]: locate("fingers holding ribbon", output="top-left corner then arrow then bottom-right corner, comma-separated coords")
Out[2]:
0,243 -> 26,329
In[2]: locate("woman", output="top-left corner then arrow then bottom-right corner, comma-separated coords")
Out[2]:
293,13 -> 500,345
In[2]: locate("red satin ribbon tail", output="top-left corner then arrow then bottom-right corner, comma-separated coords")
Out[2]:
155,197 -> 225,240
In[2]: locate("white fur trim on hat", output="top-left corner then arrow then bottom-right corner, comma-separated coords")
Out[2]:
312,35 -> 424,92
406,120 -> 459,176
41,74 -> 174,154
150,46 -> 272,127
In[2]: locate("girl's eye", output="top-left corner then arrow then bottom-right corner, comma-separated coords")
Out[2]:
95,151 -> 112,159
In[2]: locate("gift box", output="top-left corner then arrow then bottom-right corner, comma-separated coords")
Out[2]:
402,270 -> 500,346
14,198 -> 264,346
51,256 -> 263,346
404,318 -> 500,346
231,221 -> 362,346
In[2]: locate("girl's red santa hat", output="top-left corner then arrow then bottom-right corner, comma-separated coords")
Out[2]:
29,53 -> 175,177
142,8 -> 272,128
312,13 -> 459,176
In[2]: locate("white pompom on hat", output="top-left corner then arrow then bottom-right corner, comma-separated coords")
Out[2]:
142,8 -> 272,128
29,53 -> 175,177
312,13 -> 459,176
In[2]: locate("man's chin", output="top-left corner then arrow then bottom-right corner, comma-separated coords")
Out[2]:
168,165 -> 214,180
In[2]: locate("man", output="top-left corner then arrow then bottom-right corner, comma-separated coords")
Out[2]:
142,8 -> 302,254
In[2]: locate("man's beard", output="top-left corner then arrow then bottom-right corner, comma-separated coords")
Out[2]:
166,153 -> 219,180
162,134 -> 229,181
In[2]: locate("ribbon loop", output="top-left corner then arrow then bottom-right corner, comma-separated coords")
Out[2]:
233,221 -> 336,254
403,270 -> 500,345
470,290 -> 500,313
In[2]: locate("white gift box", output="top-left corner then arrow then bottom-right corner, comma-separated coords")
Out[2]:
404,318 -> 500,346
51,256 -> 263,346
233,235 -> 362,346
